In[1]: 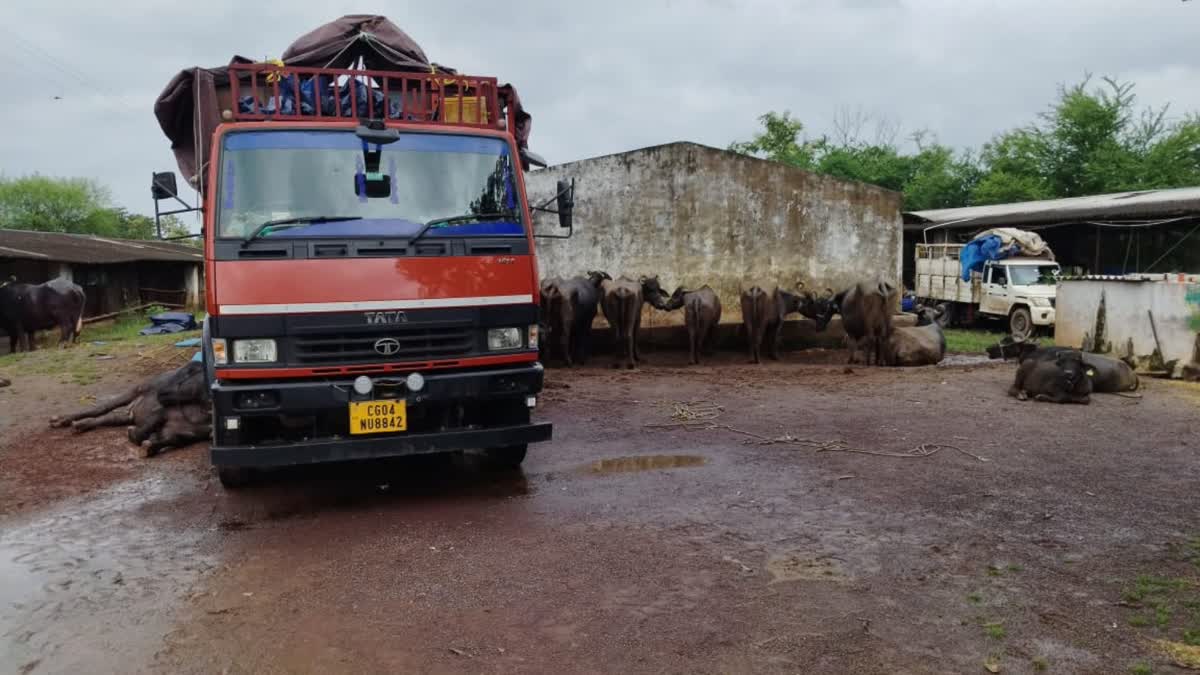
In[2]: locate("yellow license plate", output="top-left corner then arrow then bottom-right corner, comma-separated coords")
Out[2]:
349,399 -> 407,435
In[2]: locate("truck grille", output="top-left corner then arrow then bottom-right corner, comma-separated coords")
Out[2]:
292,327 -> 475,365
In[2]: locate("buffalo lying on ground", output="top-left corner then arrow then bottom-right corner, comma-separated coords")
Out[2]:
664,285 -> 721,365
50,362 -> 211,455
815,278 -> 897,366
988,339 -> 1140,393
0,278 -> 86,352
541,272 -> 607,367
740,285 -> 829,364
1007,347 -> 1093,404
886,304 -> 948,367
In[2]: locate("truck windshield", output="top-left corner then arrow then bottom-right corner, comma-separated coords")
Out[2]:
217,130 -> 521,239
1008,265 -> 1059,285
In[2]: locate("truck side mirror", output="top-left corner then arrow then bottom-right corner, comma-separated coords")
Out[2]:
556,179 -> 574,229
152,172 -> 179,200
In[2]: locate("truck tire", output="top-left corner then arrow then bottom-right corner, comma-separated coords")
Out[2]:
485,398 -> 531,470
217,467 -> 255,489
1009,307 -> 1033,341
486,444 -> 528,470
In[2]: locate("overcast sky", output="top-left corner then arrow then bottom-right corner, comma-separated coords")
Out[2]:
0,0 -> 1197,225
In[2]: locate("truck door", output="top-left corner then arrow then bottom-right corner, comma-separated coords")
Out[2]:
980,263 -> 1010,316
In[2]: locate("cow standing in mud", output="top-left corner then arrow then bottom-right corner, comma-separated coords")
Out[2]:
50,362 -> 212,455
740,285 -> 830,364
541,272 -> 607,367
0,277 -> 86,352
663,285 -> 721,365
815,278 -> 896,366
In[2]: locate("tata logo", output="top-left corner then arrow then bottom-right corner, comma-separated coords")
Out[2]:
496,256 -> 516,265
374,338 -> 401,356
365,311 -> 408,325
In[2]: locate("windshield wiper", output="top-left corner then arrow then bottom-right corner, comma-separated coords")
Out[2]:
241,215 -> 364,246
408,211 -> 519,247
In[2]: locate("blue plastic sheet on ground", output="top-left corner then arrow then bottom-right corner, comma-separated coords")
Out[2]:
190,351 -> 203,363
174,337 -> 202,348
139,311 -> 198,336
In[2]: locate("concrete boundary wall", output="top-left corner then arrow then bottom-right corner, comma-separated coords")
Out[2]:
525,142 -> 903,332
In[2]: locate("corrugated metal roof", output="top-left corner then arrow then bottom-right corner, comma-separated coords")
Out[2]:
0,229 -> 203,264
903,186 -> 1200,230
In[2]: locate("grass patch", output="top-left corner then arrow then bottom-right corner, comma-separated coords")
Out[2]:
983,622 -> 1006,640
1121,573 -> 1200,648
967,592 -> 983,605
944,328 -> 1052,354
0,307 -> 201,381
1130,661 -> 1152,675
1032,656 -> 1048,671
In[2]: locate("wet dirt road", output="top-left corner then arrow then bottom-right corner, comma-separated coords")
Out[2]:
2,353 -> 1199,674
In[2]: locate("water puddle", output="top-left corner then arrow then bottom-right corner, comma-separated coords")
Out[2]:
588,455 -> 707,475
765,553 -> 848,584
0,476 -> 213,673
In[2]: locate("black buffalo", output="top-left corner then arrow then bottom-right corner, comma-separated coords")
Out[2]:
1007,347 -> 1093,404
0,277 -> 86,352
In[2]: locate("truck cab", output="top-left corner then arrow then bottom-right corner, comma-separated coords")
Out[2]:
980,259 -> 1060,338
153,63 -> 568,487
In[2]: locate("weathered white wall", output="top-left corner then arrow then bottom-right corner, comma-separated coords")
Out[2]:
1056,277 -> 1200,372
525,142 -> 903,327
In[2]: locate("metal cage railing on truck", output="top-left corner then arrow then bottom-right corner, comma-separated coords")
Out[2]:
228,63 -> 503,131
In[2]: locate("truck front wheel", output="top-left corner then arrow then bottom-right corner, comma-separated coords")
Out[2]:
1009,307 -> 1033,341
486,444 -> 528,470
217,467 -> 256,489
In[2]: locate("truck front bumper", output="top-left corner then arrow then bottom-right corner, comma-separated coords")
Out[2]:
1032,307 -> 1056,326
208,363 -> 551,468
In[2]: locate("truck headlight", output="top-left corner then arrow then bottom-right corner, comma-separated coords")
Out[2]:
528,324 -> 539,350
211,338 -> 228,365
1031,297 -> 1051,307
487,327 -> 522,351
232,338 -> 278,363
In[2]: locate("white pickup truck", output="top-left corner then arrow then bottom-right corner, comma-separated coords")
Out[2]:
915,242 -> 1061,339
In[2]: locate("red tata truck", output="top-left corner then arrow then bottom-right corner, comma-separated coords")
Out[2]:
151,20 -> 570,487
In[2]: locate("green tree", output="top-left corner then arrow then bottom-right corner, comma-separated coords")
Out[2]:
731,76 -> 1200,210
728,113 -> 977,210
728,111 -> 821,169
0,175 -> 119,235
0,174 -> 196,241
973,76 -> 1200,204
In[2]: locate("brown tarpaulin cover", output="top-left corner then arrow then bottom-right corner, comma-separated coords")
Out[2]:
154,15 -> 532,193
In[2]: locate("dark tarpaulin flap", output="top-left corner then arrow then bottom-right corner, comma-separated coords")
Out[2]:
153,56 -> 252,192
280,14 -> 429,71
153,15 -> 534,195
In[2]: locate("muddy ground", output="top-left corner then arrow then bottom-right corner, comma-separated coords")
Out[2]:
2,349 -> 1199,674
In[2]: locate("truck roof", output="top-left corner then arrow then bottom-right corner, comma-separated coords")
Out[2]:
999,258 -> 1059,266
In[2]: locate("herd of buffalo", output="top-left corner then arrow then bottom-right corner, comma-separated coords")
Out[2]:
538,273 -> 947,369
0,272 -> 1140,459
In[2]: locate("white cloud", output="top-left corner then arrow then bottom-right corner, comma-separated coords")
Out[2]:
0,0 -> 1197,216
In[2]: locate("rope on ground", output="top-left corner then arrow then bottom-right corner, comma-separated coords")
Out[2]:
644,401 -> 990,463
643,400 -> 724,429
